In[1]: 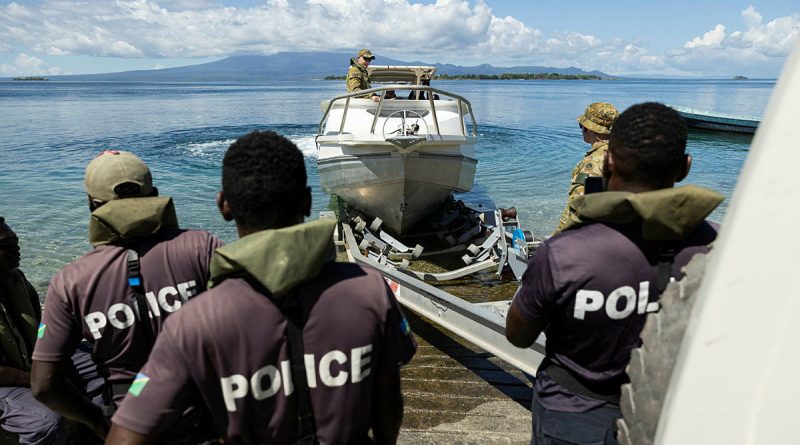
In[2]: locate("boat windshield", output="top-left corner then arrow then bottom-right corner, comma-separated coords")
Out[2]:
318,65 -> 477,139
366,66 -> 436,85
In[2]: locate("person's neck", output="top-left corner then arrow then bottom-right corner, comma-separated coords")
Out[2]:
607,178 -> 674,194
235,219 -> 303,239
0,268 -> 18,282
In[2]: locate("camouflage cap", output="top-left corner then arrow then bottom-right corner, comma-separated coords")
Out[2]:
577,102 -> 619,135
85,150 -> 153,202
357,49 -> 375,60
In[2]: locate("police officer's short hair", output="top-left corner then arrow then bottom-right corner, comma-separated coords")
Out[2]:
222,131 -> 307,229
609,102 -> 687,186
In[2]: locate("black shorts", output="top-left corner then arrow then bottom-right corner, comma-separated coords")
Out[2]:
531,392 -> 620,445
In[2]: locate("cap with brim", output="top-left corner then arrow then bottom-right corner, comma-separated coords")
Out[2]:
358,49 -> 375,60
577,102 -> 619,135
85,150 -> 152,202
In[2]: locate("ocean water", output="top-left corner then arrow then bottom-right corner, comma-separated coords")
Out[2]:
0,78 -> 772,293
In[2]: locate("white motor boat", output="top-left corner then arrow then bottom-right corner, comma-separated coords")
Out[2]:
316,66 -> 478,236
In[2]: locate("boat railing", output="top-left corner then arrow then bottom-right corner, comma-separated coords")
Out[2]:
318,85 -> 478,139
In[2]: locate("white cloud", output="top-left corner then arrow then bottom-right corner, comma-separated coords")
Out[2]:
0,52 -> 62,76
672,7 -> 800,76
0,1 -> 797,76
0,0 -> 573,62
685,24 -> 726,49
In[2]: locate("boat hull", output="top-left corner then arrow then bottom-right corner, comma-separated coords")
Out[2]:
318,146 -> 477,235
681,117 -> 757,134
317,85 -> 479,236
669,105 -> 759,134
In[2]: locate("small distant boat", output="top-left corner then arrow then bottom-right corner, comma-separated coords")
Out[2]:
12,76 -> 48,81
668,105 -> 760,134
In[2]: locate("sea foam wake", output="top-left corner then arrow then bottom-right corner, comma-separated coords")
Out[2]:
178,134 -> 318,160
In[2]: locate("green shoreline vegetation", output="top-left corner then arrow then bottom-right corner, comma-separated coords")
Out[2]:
324,73 -> 602,81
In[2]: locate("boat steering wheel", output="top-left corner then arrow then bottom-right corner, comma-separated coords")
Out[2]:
381,110 -> 429,140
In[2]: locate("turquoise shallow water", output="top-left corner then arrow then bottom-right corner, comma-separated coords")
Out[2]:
0,78 -> 771,293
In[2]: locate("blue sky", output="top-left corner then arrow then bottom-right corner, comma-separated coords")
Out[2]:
1,0 -> 798,77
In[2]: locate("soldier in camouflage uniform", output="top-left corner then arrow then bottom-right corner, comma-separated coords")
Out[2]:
346,49 -> 380,102
554,102 -> 619,234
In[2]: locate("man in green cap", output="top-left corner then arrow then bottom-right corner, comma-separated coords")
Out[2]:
346,48 -> 380,102
554,102 -> 619,234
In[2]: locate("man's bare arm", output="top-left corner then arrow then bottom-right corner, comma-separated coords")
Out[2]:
505,303 -> 548,348
105,424 -> 153,445
371,366 -> 403,444
0,365 -> 31,387
30,359 -> 109,439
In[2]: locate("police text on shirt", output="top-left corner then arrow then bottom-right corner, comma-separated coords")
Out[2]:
221,345 -> 373,412
83,280 -> 198,339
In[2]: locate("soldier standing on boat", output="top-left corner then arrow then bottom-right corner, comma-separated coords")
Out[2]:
554,102 -> 619,234
107,130 -> 417,445
30,151 -> 222,442
347,48 -> 380,102
507,102 -> 721,444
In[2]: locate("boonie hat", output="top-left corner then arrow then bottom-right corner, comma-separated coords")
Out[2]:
577,102 -> 619,135
358,49 -> 375,60
84,150 -> 153,202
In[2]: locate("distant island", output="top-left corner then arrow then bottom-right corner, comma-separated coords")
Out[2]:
325,72 -> 602,81
20,52 -> 613,82
12,76 -> 48,81
437,73 -> 601,80
733,75 -> 750,80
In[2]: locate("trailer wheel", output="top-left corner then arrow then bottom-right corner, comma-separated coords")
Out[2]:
616,253 -> 709,445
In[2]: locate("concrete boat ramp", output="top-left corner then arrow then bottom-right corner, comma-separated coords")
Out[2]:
333,207 -> 543,443
399,311 -> 533,444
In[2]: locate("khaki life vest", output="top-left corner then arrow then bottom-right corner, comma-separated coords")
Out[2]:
0,269 -> 40,371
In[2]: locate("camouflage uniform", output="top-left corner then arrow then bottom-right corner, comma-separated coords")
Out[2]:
555,140 -> 609,233
346,49 -> 375,99
346,60 -> 371,98
554,102 -> 618,234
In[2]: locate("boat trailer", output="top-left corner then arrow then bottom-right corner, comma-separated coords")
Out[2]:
323,204 -> 546,376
